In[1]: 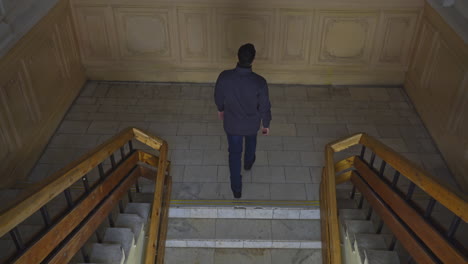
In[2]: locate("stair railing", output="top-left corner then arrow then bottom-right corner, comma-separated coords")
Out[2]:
0,127 -> 171,264
321,133 -> 468,264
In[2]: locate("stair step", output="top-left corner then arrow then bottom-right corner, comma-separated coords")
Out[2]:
168,218 -> 321,241
364,249 -> 400,264
337,199 -> 357,209
166,239 -> 321,249
354,234 -> 388,263
103,228 -> 135,259
115,214 -> 144,241
89,243 -> 124,264
164,248 -> 322,264
339,209 -> 366,220
169,207 -> 320,219
343,220 -> 375,247
125,203 -> 150,221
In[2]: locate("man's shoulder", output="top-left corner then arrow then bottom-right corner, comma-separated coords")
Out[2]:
251,72 -> 267,84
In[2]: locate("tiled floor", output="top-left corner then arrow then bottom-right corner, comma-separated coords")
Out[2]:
27,81 -> 460,200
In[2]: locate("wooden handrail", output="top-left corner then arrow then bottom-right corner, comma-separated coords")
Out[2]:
0,127 -> 170,264
321,132 -> 468,264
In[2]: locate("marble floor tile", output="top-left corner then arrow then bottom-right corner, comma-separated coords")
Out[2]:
184,165 -> 218,182
214,248 -> 271,264
267,151 -> 302,166
270,184 -> 307,200
256,136 -> 283,151
148,122 -> 179,136
87,121 -> 120,134
58,120 -> 91,134
270,249 -> 322,264
190,136 -> 221,150
215,219 -> 272,240
167,218 -> 215,239
284,167 -> 312,183
283,137 -> 315,151
164,248 -> 214,264
271,219 -> 320,240
177,122 -> 207,136
250,166 -> 285,183
242,184 -> 271,200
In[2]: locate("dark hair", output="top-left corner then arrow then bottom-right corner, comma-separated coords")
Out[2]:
237,43 -> 256,66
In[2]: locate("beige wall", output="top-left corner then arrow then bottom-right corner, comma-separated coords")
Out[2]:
0,0 -> 85,188
71,0 -> 423,85
405,3 -> 468,191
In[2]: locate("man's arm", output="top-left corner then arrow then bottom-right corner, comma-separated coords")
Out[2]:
214,73 -> 225,113
258,81 -> 272,130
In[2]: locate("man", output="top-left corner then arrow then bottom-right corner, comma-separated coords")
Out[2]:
214,43 -> 272,199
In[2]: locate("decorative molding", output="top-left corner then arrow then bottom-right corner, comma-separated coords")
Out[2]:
375,12 -> 418,66
317,12 -> 377,64
115,7 -> 173,60
217,9 -> 275,63
278,10 -> 313,65
177,8 -> 212,63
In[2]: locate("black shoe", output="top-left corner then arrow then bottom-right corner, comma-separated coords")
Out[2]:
244,155 -> 256,170
233,192 -> 242,199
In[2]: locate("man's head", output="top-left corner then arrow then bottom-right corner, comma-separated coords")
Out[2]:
237,43 -> 256,67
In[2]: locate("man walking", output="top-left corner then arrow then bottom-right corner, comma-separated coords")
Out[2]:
214,43 -> 272,199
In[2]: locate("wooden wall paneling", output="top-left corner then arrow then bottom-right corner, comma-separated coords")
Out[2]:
114,7 -> 177,62
177,7 -> 212,64
373,11 -> 419,67
73,5 -> 118,62
277,9 -> 313,66
216,8 -> 276,65
407,19 -> 438,88
316,11 -> 378,65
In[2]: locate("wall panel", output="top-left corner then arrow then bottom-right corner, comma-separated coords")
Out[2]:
405,3 -> 468,191
71,0 -> 423,84
0,0 -> 85,188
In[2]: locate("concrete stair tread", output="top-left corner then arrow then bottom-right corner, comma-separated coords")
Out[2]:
337,199 -> 357,209
103,227 -> 135,259
354,234 -> 388,263
164,248 -> 322,264
167,218 -> 321,241
339,209 -> 366,220
89,243 -> 124,264
115,214 -> 144,241
166,238 -> 321,249
343,220 -> 375,246
364,249 -> 400,264
124,203 -> 150,221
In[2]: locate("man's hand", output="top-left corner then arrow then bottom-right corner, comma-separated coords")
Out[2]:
218,111 -> 224,120
262,127 -> 270,136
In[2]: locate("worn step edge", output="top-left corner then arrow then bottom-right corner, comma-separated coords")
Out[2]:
165,239 -> 322,249
169,207 -> 320,219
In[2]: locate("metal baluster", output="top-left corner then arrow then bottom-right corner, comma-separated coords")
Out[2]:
119,200 -> 125,213
378,161 -> 387,177
366,207 -> 373,220
128,140 -> 134,152
424,198 -> 436,219
110,154 -> 116,169
350,186 -> 357,200
391,171 -> 400,188
376,221 -> 384,234
358,196 -> 365,209
81,248 -> 90,263
10,227 -> 24,251
360,146 -> 366,159
128,190 -> 133,203
388,236 -> 397,251
40,205 -> 52,227
95,231 -> 103,243
369,152 -> 376,167
82,176 -> 91,193
108,215 -> 115,227
405,183 -> 416,201
135,180 -> 141,193
120,147 -> 126,162
446,216 -> 461,240
98,164 -> 105,180
64,188 -> 74,209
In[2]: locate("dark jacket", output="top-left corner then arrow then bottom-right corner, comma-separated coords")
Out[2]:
214,65 -> 272,136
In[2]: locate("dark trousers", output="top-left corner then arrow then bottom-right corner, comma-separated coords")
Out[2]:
226,134 -> 257,193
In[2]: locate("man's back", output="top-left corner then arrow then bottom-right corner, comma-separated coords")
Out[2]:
215,65 -> 271,136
